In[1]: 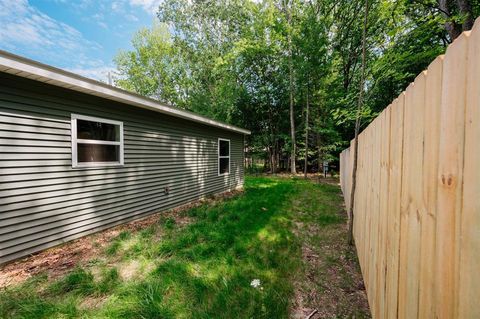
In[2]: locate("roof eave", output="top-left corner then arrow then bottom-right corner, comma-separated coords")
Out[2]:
0,50 -> 251,135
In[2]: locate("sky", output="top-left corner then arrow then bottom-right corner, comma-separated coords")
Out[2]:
0,0 -> 162,82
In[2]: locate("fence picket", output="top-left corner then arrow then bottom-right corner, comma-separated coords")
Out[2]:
340,20 -> 479,318
459,18 -> 480,319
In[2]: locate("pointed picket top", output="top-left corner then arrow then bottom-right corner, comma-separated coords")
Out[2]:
474,16 -> 480,30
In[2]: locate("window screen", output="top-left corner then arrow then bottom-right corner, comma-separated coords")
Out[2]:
72,114 -> 124,167
218,139 -> 230,175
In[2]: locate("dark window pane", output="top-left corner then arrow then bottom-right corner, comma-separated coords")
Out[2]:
219,158 -> 229,174
219,140 -> 229,157
78,144 -> 120,163
77,119 -> 119,141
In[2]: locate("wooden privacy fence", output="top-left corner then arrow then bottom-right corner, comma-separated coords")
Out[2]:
340,18 -> 480,319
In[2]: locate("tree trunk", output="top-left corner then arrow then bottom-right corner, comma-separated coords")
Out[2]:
271,148 -> 275,174
439,0 -> 462,40
304,81 -> 309,179
317,137 -> 322,184
456,0 -> 474,31
287,1 -> 297,174
289,67 -> 296,174
348,0 -> 369,246
277,151 -> 281,172
277,141 -> 280,173
265,149 -> 271,172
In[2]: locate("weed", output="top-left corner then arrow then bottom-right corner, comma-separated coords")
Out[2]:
48,268 -> 95,296
139,226 -> 155,239
105,241 -> 121,256
159,216 -> 176,230
117,231 -> 131,241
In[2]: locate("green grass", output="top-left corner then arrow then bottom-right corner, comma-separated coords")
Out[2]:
0,176 -> 367,319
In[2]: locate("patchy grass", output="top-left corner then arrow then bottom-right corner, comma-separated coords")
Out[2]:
290,178 -> 370,318
0,176 -> 369,318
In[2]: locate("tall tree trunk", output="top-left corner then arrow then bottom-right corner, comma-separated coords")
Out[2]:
286,0 -> 297,174
290,73 -> 297,174
348,0 -> 369,246
289,62 -> 296,174
456,0 -> 474,30
439,0 -> 462,40
273,142 -> 278,174
317,134 -> 322,184
304,81 -> 309,179
266,148 -> 271,172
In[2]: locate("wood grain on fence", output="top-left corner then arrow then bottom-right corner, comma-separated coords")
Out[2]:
340,18 -> 480,319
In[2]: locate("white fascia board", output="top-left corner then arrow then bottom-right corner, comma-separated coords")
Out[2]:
0,50 -> 251,135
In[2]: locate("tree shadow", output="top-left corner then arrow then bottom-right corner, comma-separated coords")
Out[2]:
101,177 -> 299,318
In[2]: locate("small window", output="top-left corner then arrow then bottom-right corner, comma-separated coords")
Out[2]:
218,138 -> 230,175
71,114 -> 124,167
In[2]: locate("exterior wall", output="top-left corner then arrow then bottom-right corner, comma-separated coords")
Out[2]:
0,73 -> 245,264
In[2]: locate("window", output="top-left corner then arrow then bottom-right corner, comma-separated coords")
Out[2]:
218,138 -> 230,175
71,114 -> 124,167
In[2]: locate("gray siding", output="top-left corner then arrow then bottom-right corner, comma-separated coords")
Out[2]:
0,73 -> 245,264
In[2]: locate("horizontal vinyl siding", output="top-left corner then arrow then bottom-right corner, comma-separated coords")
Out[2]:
0,73 -> 245,264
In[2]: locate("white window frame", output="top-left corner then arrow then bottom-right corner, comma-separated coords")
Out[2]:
71,114 -> 124,168
218,138 -> 230,176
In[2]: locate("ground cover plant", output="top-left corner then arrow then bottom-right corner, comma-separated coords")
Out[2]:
0,176 -> 369,318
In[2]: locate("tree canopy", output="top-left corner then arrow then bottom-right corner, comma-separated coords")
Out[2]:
114,0 -> 479,173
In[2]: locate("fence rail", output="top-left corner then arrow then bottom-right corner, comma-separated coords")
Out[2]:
340,17 -> 480,319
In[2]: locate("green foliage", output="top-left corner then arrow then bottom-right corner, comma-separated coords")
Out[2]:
114,22 -> 190,107
114,0 -> 479,167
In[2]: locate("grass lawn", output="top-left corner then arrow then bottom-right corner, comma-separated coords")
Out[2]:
0,176 -> 369,319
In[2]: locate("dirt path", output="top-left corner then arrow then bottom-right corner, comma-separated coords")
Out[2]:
290,180 -> 370,318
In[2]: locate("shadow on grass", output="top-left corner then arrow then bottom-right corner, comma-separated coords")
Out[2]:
0,177 -> 302,319
104,177 -> 300,318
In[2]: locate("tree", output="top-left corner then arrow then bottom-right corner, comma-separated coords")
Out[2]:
113,0 -> 479,181
348,0 -> 369,246
283,0 -> 297,174
304,79 -> 309,179
438,0 -> 475,40
114,22 -> 189,107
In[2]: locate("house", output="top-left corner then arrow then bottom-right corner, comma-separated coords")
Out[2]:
0,50 -> 250,264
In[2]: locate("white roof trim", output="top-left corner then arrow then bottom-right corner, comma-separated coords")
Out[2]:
0,50 -> 251,135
